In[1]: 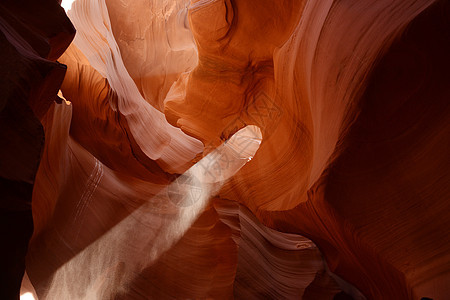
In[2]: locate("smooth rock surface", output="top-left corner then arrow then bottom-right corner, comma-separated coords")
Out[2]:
0,0 -> 447,299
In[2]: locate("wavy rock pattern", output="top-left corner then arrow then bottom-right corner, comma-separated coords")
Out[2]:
68,0 -> 203,174
26,99 -> 341,299
0,0 -> 447,299
259,2 -> 450,299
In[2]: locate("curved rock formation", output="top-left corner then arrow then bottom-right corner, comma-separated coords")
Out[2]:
0,0 -> 447,299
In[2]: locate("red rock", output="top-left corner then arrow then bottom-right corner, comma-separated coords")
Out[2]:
1,0 -> 447,299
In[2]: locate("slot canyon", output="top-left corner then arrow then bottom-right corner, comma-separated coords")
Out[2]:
0,0 -> 449,299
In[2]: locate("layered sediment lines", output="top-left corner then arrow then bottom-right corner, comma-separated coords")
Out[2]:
5,0 -> 448,299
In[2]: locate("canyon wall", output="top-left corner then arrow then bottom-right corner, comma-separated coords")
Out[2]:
0,0 -> 448,299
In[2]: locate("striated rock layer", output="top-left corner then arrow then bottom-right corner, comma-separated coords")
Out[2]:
262,2 -> 450,299
0,0 -> 446,299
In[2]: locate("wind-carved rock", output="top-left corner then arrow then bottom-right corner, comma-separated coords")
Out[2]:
165,0 -> 309,212
13,0 -> 450,299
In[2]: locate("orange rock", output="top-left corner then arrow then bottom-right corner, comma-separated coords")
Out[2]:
7,0 -> 448,299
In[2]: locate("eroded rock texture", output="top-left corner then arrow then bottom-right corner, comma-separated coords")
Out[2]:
0,0 -> 448,299
0,0 -> 74,298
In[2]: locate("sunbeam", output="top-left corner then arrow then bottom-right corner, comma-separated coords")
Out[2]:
41,126 -> 261,299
